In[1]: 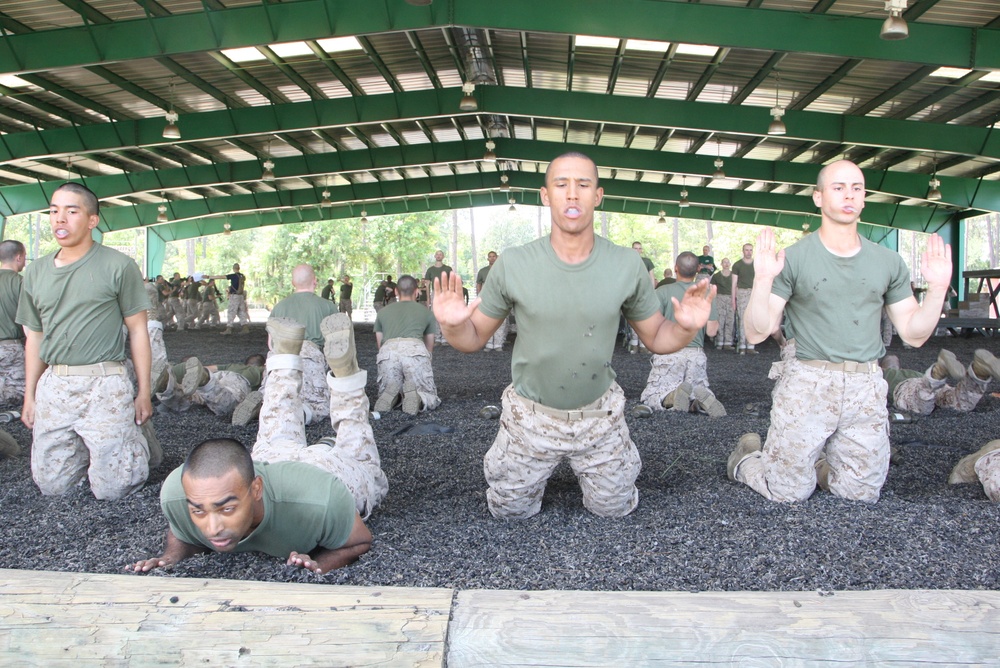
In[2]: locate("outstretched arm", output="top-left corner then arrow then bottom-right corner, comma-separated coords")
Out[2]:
124,310 -> 153,425
129,527 -> 209,572
630,279 -> 717,354
745,228 -> 788,344
20,328 -> 45,430
286,513 -> 372,574
432,272 -> 503,352
887,233 -> 953,347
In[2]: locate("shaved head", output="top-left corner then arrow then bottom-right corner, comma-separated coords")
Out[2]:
291,264 -> 317,290
184,438 -> 254,486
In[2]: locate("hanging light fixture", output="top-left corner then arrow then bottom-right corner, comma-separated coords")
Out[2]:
802,222 -> 810,232
927,175 -> 942,201
484,139 -> 497,162
678,177 -> 690,208
156,192 -> 168,223
508,197 -> 517,213
713,139 -> 726,180
880,0 -> 909,41
261,141 -> 275,181
162,80 -> 180,139
499,174 -> 510,192
459,81 -> 478,112
360,209 -> 369,224
657,209 -> 667,225
223,221 -> 232,235
321,189 -> 332,207
768,73 -> 787,136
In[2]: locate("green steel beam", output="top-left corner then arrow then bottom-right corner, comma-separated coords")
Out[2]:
3,0 -> 999,76
94,170 -> 952,238
4,87 -> 1000,166
2,138 -> 995,217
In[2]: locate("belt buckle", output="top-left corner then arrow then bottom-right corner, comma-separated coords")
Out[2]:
566,410 -> 583,421
53,364 -> 67,375
843,361 -> 859,373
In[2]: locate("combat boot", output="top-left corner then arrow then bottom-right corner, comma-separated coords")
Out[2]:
374,380 -> 401,413
266,317 -> 305,356
0,431 -> 20,459
232,391 -> 263,426
692,386 -> 727,418
727,433 -> 762,481
181,357 -> 209,397
401,379 -> 420,415
321,313 -> 359,377
949,439 -> 1000,484
930,349 -> 964,381
971,349 -> 1000,383
668,382 -> 693,412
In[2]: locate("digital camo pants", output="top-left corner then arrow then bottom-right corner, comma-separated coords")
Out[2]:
640,347 -> 710,410
226,293 -> 250,327
32,371 -> 149,500
714,297 -> 735,348
735,359 -> 889,503
376,338 -> 441,411
0,339 -> 25,404
975,450 -> 1000,501
890,366 -> 988,416
483,383 -> 640,519
735,288 -> 754,351
193,371 -> 252,416
252,357 -> 388,518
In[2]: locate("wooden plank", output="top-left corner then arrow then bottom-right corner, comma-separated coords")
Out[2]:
448,589 -> 1000,666
0,569 -> 451,667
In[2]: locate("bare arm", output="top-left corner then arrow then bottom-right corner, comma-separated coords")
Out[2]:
375,331 -> 383,350
744,228 -> 788,345
130,527 -> 209,572
286,513 -> 372,574
731,272 -> 738,309
20,328 -> 45,429
886,233 -> 953,347
432,272 -> 503,352
630,279 -> 716,354
124,310 -> 153,425
424,333 -> 435,354
705,319 -> 719,338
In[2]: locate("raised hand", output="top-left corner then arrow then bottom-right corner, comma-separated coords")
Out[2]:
920,233 -> 953,290
671,279 -> 717,332
753,227 -> 785,283
432,271 -> 480,329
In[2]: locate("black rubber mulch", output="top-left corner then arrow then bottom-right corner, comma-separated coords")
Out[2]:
1,323 -> 997,592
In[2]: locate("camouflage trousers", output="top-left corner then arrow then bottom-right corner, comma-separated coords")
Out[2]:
735,358 -> 889,503
252,360 -> 388,519
888,366 -> 987,416
184,299 -> 200,328
714,297 -> 735,348
0,339 -> 25,405
200,301 -> 220,326
640,348 -> 710,410
165,297 -> 183,329
32,368 -> 149,500
483,383 -> 641,519
262,340 -> 329,424
226,293 -> 250,327
485,316 -> 510,351
193,371 -> 252,416
376,338 -> 441,411
339,298 -> 352,318
735,288 -> 754,351
975,450 -> 1000,501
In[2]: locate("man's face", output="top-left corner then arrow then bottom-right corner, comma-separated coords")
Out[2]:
182,469 -> 263,553
632,243 -> 643,255
722,258 -> 731,270
233,263 -> 240,272
742,245 -> 753,261
703,245 -> 711,255
487,252 -> 497,265
813,161 -> 866,226
434,250 -> 444,263
540,155 -> 603,238
48,189 -> 99,250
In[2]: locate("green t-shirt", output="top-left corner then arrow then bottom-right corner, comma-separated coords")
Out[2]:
641,256 -> 654,274
374,301 -> 437,341
882,367 -> 923,398
185,282 -> 201,300
160,460 -> 356,558
479,235 -> 660,409
710,270 -> 733,296
476,265 -> 491,289
270,291 -> 339,348
697,254 -> 715,276
656,279 -> 717,349
16,243 -> 149,365
0,269 -> 23,341
731,259 -> 755,290
424,264 -> 452,291
771,232 -> 911,363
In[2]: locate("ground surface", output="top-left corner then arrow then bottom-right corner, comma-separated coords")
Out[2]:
1,323 -> 998,592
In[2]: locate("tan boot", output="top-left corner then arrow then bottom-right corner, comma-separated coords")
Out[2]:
374,379 -> 401,412
266,317 -> 305,356
0,430 -> 20,459
669,382 -> 693,412
949,440 -> 1000,484
181,357 -> 209,397
930,349 -> 964,381
972,349 -> 1000,383
727,433 -> 762,481
321,313 -> 359,378
232,390 -> 263,426
401,379 -> 420,415
692,386 -> 726,418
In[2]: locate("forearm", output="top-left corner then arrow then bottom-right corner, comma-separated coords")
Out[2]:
643,319 -> 699,355
22,330 -> 45,405
744,281 -> 778,344
439,320 -> 489,352
895,286 -> 948,345
310,539 -> 372,573
424,334 -> 435,354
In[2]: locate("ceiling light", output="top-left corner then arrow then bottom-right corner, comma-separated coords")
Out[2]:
261,159 -> 275,181
713,158 -> 725,180
768,73 -> 787,136
360,209 -> 368,224
484,140 -> 497,162
499,174 -> 510,192
678,189 -> 690,208
927,176 -> 942,201
223,221 -> 231,235
321,189 -> 332,207
508,197 -> 517,213
802,222 -> 810,232
657,209 -> 667,225
162,110 -> 180,140
156,203 -> 168,224
880,0 -> 909,41
459,81 -> 477,111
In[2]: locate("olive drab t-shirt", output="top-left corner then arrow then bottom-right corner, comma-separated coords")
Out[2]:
478,235 -> 660,410
657,279 -> 717,349
0,269 -> 23,341
16,243 -> 150,365
270,292 -> 339,349
374,301 -> 437,341
771,231 -> 912,364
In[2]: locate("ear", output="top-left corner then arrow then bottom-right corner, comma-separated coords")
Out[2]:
595,186 -> 605,206
811,188 -> 822,208
87,213 -> 100,230
539,186 -> 549,206
250,475 -> 264,501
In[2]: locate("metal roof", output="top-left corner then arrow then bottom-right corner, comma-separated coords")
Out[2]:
1,0 -> 999,241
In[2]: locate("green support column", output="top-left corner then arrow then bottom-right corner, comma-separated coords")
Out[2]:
936,216 -> 963,307
0,215 -> 5,240
146,228 -> 166,279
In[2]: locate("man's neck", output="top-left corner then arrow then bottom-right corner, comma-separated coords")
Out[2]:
54,239 -> 93,267
549,229 -> 595,264
399,294 -> 416,302
818,220 -> 861,256
0,262 -> 17,272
